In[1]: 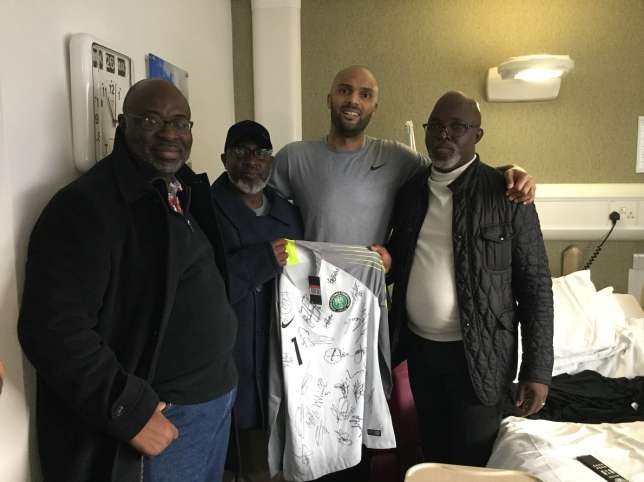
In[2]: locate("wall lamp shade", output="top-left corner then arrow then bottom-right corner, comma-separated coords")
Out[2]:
486,54 -> 575,102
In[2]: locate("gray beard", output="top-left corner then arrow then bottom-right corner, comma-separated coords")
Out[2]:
227,172 -> 269,194
430,151 -> 463,173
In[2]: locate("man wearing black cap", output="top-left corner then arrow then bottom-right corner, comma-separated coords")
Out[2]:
212,120 -> 303,479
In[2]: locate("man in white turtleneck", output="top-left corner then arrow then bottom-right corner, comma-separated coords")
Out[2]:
405,151 -> 476,343
406,93 -> 483,347
384,92 -> 554,467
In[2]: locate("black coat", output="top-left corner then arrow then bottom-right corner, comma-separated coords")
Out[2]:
387,157 -> 553,405
211,174 -> 303,429
18,132 -> 236,482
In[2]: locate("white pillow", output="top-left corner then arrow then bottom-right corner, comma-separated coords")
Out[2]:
594,286 -> 627,331
551,270 -> 618,358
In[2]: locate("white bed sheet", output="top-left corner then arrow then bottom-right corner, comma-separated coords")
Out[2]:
494,295 -> 644,481
488,417 -> 644,481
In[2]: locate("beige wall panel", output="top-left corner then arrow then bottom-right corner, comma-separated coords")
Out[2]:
301,0 -> 644,183
232,0 -> 255,121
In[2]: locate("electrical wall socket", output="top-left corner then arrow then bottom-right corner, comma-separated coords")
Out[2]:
609,201 -> 639,226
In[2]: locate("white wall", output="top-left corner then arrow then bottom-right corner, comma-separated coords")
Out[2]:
0,1 -> 235,479
0,77 -> 31,482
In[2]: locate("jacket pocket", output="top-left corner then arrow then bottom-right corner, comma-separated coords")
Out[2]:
481,224 -> 512,271
496,309 -> 517,333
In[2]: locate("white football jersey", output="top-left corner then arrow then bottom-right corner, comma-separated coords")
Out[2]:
268,241 -> 395,481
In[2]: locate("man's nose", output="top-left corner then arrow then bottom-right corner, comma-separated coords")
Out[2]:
156,122 -> 181,139
347,90 -> 361,105
428,126 -> 450,139
243,156 -> 261,166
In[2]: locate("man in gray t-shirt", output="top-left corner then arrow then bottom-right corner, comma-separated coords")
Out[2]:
271,136 -> 423,245
270,65 -> 535,245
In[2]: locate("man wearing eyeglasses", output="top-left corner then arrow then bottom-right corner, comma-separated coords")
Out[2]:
383,91 -> 553,467
19,79 -> 238,482
211,120 -> 303,479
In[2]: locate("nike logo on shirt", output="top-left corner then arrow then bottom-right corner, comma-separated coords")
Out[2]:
281,316 -> 295,328
370,164 -> 386,171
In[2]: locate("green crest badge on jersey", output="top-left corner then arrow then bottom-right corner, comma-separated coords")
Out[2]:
329,291 -> 351,312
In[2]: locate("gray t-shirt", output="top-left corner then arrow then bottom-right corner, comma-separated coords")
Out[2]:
270,136 -> 427,245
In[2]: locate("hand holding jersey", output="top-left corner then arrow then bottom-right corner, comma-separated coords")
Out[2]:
272,238 -> 289,267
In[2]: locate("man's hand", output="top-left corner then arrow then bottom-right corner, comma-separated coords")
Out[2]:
503,167 -> 536,205
272,239 -> 289,267
368,244 -> 391,273
514,382 -> 549,417
129,402 -> 178,456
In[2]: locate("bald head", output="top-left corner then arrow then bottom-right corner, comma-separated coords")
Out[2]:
330,66 -> 379,98
431,91 -> 481,124
120,79 -> 193,178
123,79 -> 190,118
425,91 -> 484,173
327,66 -> 379,140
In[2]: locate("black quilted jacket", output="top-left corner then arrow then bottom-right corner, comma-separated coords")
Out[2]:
387,157 -> 553,406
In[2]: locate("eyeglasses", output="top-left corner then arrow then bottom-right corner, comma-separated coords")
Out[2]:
422,121 -> 480,138
228,146 -> 273,160
124,113 -> 194,133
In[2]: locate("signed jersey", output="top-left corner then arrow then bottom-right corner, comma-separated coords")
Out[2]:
267,241 -> 395,481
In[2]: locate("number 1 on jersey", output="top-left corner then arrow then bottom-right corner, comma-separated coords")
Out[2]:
291,337 -> 303,365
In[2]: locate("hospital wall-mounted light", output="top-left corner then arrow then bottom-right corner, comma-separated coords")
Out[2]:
486,54 -> 575,102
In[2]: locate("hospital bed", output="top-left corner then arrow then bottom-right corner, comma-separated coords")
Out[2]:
487,270 -> 644,482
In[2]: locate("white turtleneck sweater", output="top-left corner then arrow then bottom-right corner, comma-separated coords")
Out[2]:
405,156 -> 476,341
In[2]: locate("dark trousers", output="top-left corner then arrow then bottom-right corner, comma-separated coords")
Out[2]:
407,333 -> 501,467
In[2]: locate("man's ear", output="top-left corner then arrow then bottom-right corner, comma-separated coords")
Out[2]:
475,128 -> 484,144
326,93 -> 332,110
220,153 -> 227,169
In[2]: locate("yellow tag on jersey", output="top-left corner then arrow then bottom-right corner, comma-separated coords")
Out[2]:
285,239 -> 299,265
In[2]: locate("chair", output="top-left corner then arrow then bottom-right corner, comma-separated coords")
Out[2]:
404,463 -> 542,482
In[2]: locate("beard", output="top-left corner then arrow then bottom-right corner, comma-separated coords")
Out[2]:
330,108 -> 373,138
429,147 -> 464,173
227,172 -> 269,194
145,157 -> 186,176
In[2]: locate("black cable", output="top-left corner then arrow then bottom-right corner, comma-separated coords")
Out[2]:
582,211 -> 620,270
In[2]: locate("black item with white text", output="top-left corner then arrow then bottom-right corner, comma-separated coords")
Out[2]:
576,455 -> 629,482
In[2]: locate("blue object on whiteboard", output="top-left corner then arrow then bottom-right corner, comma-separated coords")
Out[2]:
147,53 -> 189,99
